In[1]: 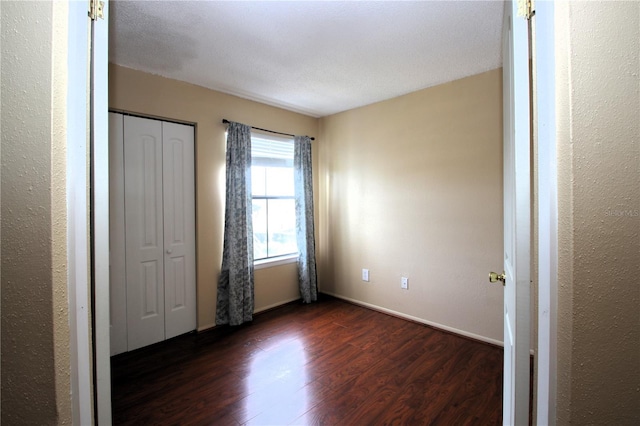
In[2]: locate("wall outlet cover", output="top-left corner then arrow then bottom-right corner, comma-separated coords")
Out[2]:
401,277 -> 409,289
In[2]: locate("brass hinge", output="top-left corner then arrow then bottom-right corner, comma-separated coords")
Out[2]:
89,0 -> 104,20
517,0 -> 534,20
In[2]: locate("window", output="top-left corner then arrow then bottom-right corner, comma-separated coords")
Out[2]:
251,133 -> 297,261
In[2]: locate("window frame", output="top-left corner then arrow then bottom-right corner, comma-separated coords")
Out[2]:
250,132 -> 298,266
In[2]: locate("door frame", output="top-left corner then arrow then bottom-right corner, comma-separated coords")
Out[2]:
67,2 -> 93,424
70,1 -> 560,424
67,0 -> 111,423
533,1 -> 558,424
91,0 -> 112,421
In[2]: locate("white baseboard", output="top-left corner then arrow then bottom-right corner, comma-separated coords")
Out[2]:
197,323 -> 215,332
196,297 -> 302,332
198,293 -> 505,348
322,291 -> 504,347
254,297 -> 301,314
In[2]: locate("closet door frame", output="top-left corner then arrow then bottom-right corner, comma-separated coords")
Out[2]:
109,113 -> 127,356
109,111 -> 197,354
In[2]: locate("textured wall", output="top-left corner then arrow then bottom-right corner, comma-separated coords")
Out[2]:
318,69 -> 505,343
1,1 -> 71,424
556,1 -> 640,424
51,1 -> 72,424
109,65 -> 319,330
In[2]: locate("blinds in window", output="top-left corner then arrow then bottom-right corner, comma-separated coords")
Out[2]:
251,134 -> 294,167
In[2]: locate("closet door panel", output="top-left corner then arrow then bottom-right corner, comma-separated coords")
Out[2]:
124,115 -> 165,351
162,121 -> 196,339
109,113 -> 127,356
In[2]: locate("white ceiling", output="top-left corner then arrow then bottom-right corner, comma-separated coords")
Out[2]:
109,1 -> 504,118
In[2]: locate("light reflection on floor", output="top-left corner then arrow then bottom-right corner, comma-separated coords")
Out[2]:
242,334 -> 310,425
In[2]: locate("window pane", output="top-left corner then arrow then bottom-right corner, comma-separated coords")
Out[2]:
252,199 -> 268,259
267,198 -> 297,257
251,166 -> 266,196
266,166 -> 294,196
250,134 -> 297,261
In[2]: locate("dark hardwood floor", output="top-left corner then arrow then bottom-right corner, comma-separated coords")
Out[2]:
111,295 -> 503,425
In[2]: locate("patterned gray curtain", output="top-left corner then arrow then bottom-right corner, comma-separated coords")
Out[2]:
216,122 -> 254,325
294,136 -> 318,303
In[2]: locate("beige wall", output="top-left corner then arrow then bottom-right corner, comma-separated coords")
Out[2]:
1,1 -> 72,424
109,65 -> 318,330
318,69 -> 505,343
254,263 -> 300,313
556,2 -> 640,424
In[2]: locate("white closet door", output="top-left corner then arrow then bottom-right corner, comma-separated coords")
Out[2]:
162,122 -> 196,339
124,115 -> 166,351
109,113 -> 127,355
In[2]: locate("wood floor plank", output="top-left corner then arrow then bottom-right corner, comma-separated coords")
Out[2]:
111,295 -> 503,425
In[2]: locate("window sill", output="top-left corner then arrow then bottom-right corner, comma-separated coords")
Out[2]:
254,254 -> 298,270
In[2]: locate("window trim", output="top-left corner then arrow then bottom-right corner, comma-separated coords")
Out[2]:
254,253 -> 298,270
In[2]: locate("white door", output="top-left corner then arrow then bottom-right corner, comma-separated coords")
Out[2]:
162,122 -> 197,339
124,115 -> 166,351
502,1 -> 531,425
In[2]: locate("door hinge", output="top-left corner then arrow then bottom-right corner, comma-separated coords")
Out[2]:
517,0 -> 534,20
89,0 -> 104,20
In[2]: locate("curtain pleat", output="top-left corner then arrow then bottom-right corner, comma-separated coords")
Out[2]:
216,122 -> 254,326
294,136 -> 318,303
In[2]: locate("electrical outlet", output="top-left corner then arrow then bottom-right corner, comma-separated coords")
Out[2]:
401,277 -> 409,289
362,269 -> 370,282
